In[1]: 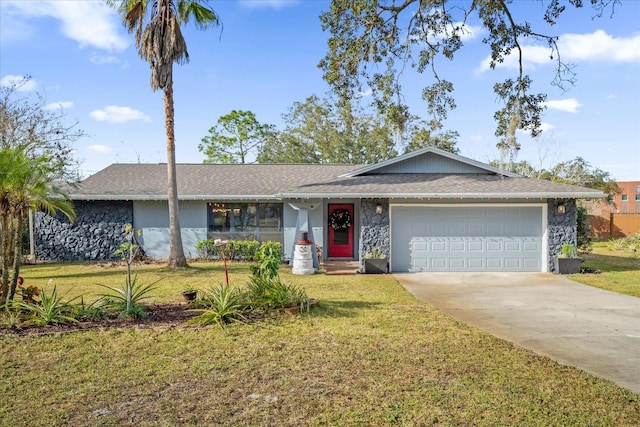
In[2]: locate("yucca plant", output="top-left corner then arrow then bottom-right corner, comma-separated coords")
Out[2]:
247,276 -> 310,312
1,308 -> 22,329
608,238 -> 627,251
13,285 -> 79,326
192,283 -> 248,327
97,275 -> 160,319
268,279 -> 309,310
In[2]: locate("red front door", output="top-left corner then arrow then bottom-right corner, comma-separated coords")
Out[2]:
328,204 -> 354,258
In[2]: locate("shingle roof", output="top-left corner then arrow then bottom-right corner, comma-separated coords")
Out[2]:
68,163 -> 604,200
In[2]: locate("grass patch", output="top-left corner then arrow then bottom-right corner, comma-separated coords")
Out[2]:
570,242 -> 640,297
1,262 -> 638,425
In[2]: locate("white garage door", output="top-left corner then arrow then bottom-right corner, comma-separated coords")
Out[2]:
391,205 -> 544,272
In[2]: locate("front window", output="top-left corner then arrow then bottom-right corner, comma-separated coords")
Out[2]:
207,202 -> 282,243
622,194 -> 628,201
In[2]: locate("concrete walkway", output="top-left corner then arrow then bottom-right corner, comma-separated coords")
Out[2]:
394,272 -> 640,394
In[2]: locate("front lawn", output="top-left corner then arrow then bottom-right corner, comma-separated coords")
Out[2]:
1,262 -> 638,426
570,242 -> 640,297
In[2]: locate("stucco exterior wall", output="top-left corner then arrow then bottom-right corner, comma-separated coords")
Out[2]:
35,200 -> 133,261
283,201 -> 324,261
134,200 -> 207,259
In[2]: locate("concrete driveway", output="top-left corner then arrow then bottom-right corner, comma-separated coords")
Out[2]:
393,272 -> 640,394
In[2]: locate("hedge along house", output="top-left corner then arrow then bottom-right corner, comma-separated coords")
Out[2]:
35,147 -> 603,272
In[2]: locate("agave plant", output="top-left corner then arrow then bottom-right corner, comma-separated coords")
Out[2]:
192,283 -> 248,327
246,276 -> 309,312
97,275 -> 160,319
13,285 -> 79,326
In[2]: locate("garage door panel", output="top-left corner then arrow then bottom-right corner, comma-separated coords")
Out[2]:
468,258 -> 483,268
468,241 -> 483,251
486,258 -> 502,268
450,241 -> 465,251
450,258 -> 465,268
392,206 -> 543,272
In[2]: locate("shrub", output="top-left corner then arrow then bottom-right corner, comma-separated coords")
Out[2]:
195,239 -> 221,260
194,239 -> 283,262
576,205 -> 592,253
228,240 -> 260,260
251,244 -> 283,279
558,243 -> 578,259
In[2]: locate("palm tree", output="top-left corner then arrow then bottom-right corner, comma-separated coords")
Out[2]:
0,144 -> 75,303
106,0 -> 220,268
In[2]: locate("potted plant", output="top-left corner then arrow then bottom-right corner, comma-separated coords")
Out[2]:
181,287 -> 197,302
363,248 -> 388,274
554,243 -> 582,274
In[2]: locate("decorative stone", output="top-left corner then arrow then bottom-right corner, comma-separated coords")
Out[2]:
35,200 -> 133,261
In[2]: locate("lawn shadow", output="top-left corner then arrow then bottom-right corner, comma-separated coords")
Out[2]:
311,299 -> 383,318
581,253 -> 640,272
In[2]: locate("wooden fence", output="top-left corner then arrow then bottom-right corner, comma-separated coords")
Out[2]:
589,213 -> 640,238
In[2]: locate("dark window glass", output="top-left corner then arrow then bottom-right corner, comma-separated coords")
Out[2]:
258,204 -> 282,230
207,202 -> 283,242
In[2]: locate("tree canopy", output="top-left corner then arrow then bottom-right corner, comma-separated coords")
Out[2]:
319,0 -> 618,158
199,110 -> 274,164
1,143 -> 75,303
0,76 -> 83,181
490,156 -> 621,194
257,95 -> 398,164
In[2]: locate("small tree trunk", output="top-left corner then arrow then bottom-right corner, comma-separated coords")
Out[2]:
1,215 -> 14,303
164,77 -> 187,269
9,216 -> 24,301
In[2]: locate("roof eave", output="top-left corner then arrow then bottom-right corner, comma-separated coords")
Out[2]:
278,191 -> 604,199
68,194 -> 282,201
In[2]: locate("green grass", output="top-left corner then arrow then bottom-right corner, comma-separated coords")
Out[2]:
1,261 -> 638,426
570,242 -> 640,297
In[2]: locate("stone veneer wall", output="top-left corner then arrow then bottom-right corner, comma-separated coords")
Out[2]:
35,200 -> 133,261
359,199 -> 390,269
547,198 -> 577,272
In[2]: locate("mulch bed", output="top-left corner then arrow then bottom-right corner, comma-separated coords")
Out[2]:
1,303 -> 199,337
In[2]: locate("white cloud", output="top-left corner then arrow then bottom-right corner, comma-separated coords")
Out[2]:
89,54 -> 121,65
0,75 -> 37,91
478,30 -> 640,72
544,98 -> 582,113
44,101 -> 74,111
239,0 -> 300,10
539,122 -> 554,133
1,1 -> 128,52
87,144 -> 113,154
90,105 -> 151,123
561,30 -> 640,62
469,134 -> 483,142
453,23 -> 484,41
356,88 -> 373,99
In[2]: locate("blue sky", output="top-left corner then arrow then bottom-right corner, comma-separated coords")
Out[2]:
1,0 -> 639,180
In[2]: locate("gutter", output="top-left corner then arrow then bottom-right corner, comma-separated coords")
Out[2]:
277,191 -> 605,199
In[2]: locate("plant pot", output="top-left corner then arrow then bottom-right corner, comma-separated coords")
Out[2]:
364,258 -> 388,274
181,290 -> 197,301
554,258 -> 582,274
